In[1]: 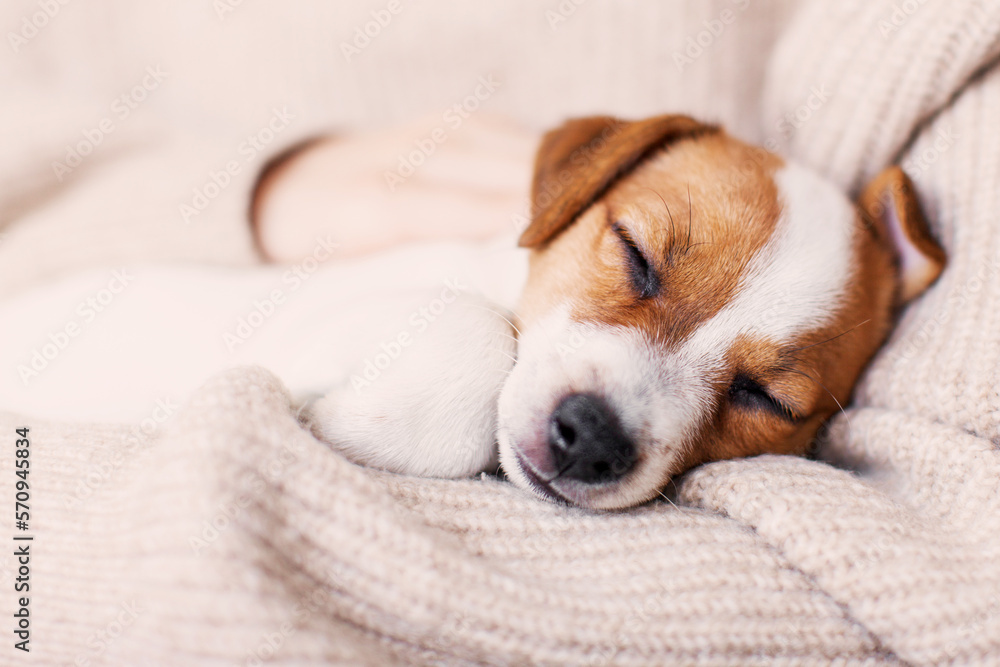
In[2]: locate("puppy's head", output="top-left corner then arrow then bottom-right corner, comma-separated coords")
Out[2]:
498,114 -> 945,510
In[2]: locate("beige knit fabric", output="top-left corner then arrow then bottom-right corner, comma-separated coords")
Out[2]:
3,0 -> 1000,665
762,0 -> 1000,195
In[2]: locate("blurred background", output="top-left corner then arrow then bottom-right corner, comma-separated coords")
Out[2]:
1,0 -> 801,295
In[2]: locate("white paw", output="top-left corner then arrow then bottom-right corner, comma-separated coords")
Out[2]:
302,290 -> 516,478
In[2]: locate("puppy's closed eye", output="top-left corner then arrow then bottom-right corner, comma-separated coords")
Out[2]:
728,373 -> 801,423
611,222 -> 659,299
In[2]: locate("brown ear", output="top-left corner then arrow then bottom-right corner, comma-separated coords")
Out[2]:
518,114 -> 718,248
858,166 -> 946,304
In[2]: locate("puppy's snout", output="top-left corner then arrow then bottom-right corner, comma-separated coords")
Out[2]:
549,393 -> 636,483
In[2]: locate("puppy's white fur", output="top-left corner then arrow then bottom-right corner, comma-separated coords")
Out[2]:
497,163 -> 859,509
0,239 -> 524,479
304,290 -> 515,477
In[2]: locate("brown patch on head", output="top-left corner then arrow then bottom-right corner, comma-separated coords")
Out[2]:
520,115 -> 719,248
676,165 -> 946,472
518,130 -> 785,344
672,335 -> 827,473
675,196 -> 903,473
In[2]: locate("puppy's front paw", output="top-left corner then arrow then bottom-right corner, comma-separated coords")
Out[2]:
302,291 -> 515,478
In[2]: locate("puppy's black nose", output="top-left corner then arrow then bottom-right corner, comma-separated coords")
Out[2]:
548,393 -> 636,483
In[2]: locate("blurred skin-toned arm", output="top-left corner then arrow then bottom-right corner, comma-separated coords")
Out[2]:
252,115 -> 537,262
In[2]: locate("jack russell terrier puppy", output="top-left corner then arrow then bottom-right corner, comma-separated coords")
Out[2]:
0,115 -> 944,511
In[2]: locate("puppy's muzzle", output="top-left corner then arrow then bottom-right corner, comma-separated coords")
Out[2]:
549,393 -> 636,483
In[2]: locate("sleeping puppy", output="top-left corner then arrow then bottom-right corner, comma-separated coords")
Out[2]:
493,116 -> 945,509
0,114 -> 944,511
289,114 -> 945,510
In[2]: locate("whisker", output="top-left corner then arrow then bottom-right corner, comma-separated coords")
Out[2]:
459,303 -> 523,337
486,348 -> 518,365
545,459 -> 576,484
645,187 -> 676,251
789,320 -> 871,354
685,184 -> 693,253
457,303 -> 571,379
657,487 -> 681,512
786,368 -> 853,431
487,330 -> 520,344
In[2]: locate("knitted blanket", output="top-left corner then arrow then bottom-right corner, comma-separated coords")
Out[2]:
3,0 -> 1000,664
